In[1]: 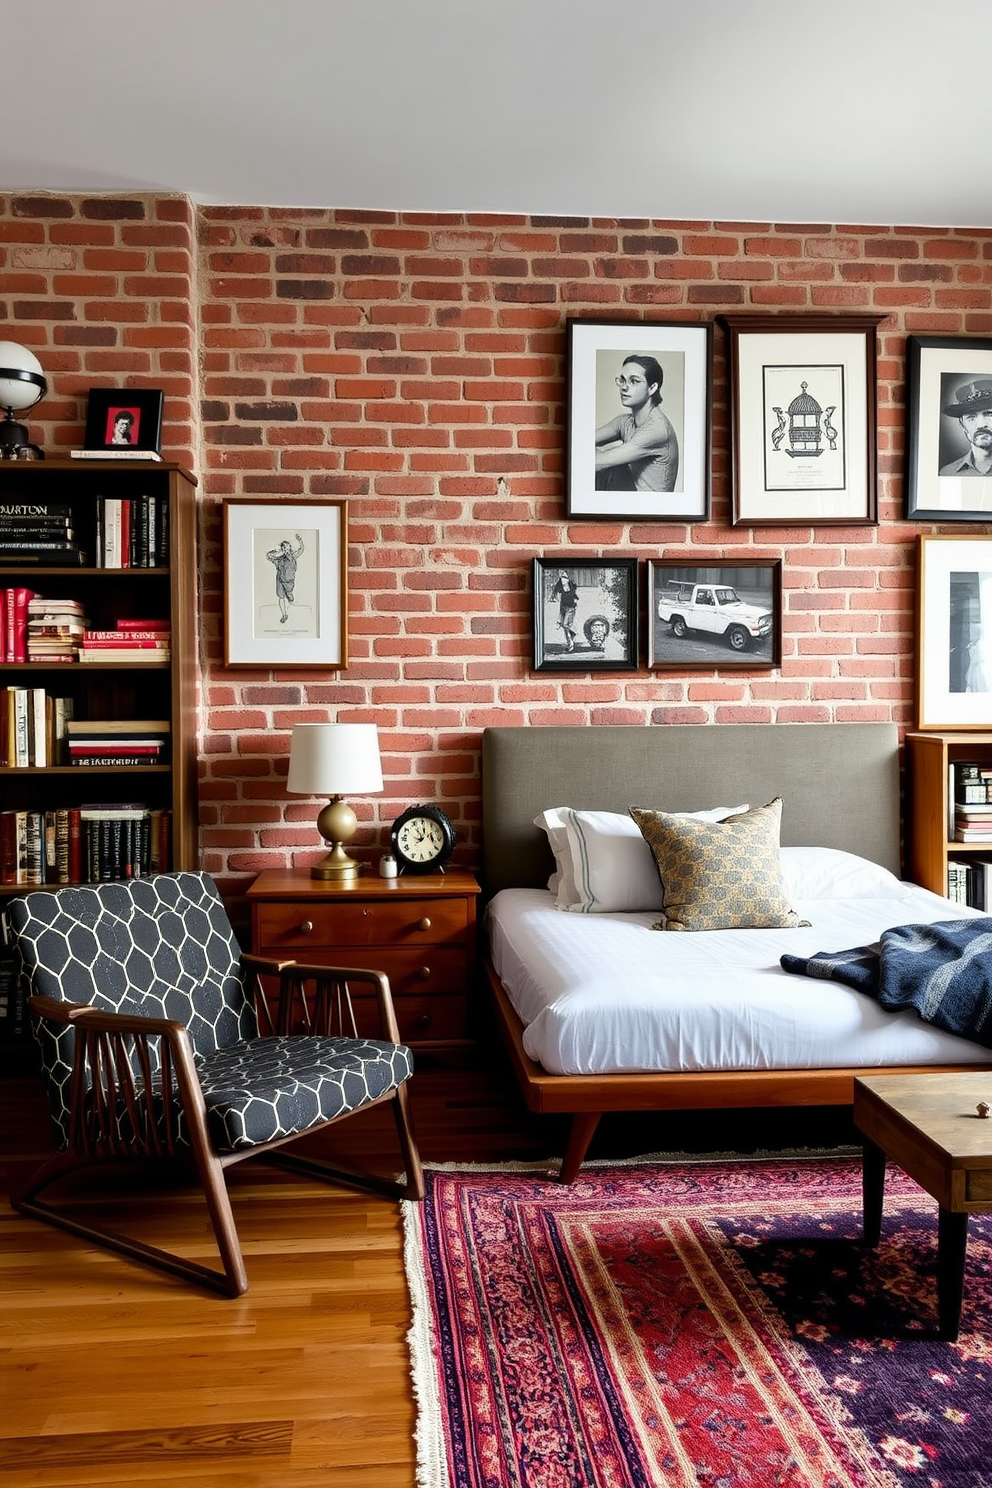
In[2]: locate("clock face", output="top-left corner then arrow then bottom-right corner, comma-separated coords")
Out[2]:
395,815 -> 446,864
391,806 -> 455,872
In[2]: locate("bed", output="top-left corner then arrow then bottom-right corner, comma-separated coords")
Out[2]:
481,723 -> 992,1180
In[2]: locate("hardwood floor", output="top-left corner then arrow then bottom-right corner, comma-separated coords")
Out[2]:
1,1047 -> 856,1486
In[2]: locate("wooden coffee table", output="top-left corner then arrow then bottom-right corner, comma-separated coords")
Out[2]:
853,1072 -> 992,1340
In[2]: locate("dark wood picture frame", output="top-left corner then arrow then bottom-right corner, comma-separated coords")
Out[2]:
647,558 -> 782,670
720,314 -> 882,526
905,335 -> 992,521
565,318 -> 712,521
84,387 -> 164,454
533,557 -> 639,672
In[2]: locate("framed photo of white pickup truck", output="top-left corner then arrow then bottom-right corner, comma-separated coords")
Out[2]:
720,313 -> 882,526
647,560 -> 782,669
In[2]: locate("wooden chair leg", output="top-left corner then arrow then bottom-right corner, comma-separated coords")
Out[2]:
393,1081 -> 424,1200
11,1149 -> 248,1298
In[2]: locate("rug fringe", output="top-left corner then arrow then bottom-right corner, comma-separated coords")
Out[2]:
402,1198 -> 451,1488
416,1145 -> 861,1174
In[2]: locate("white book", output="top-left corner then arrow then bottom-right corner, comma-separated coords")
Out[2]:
31,688 -> 46,768
103,498 -> 121,569
71,449 -> 162,462
13,689 -> 29,768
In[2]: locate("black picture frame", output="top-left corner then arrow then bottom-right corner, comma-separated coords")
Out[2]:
720,314 -> 881,526
647,559 -> 782,670
905,336 -> 992,521
565,318 -> 712,521
533,557 -> 639,672
84,387 -> 164,453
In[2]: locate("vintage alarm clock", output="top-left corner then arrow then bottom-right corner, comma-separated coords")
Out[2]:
390,804 -> 456,874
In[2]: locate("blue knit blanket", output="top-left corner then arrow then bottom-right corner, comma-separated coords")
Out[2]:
780,918 -> 992,1048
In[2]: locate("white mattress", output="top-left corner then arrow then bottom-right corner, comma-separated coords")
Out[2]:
487,885 -> 992,1076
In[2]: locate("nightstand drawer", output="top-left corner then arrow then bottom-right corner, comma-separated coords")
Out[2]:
256,897 -> 470,950
282,945 -> 468,997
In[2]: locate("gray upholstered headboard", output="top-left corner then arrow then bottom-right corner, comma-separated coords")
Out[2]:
481,723 -> 901,895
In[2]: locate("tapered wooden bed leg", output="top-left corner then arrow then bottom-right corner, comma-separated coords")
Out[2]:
559,1113 -> 601,1182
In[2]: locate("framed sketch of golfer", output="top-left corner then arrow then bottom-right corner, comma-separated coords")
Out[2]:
905,336 -> 992,521
566,319 -> 712,521
223,499 -> 348,668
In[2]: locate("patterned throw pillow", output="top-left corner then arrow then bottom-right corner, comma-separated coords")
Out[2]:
628,798 -> 810,932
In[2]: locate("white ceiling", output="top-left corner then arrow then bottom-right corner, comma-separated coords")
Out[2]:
11,1 -> 992,227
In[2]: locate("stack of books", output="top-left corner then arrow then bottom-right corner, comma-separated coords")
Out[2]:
1,688 -> 74,766
94,494 -> 169,568
0,500 -> 87,565
78,619 -> 171,664
26,596 -> 88,662
952,762 -> 992,841
66,718 -> 169,767
947,857 -> 992,908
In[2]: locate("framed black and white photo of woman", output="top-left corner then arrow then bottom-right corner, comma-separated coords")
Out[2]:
565,319 -> 712,521
533,557 -> 639,672
905,336 -> 992,521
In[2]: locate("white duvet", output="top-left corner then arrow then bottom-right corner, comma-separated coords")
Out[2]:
486,877 -> 992,1076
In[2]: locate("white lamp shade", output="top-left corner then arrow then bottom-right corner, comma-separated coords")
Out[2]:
286,722 -> 383,796
0,341 -> 46,412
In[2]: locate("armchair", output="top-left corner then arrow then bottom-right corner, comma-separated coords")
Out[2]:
7,871 -> 424,1296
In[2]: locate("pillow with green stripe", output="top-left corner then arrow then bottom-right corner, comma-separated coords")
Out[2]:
629,798 -> 810,932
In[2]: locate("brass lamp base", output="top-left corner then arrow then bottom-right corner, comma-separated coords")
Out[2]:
312,796 -> 361,881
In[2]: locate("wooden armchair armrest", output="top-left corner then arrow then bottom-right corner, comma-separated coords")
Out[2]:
248,959 -> 403,1044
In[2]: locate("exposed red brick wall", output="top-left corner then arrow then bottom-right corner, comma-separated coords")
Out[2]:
4,195 -> 992,891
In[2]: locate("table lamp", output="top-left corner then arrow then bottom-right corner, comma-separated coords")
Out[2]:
0,340 -> 47,460
286,722 -> 384,881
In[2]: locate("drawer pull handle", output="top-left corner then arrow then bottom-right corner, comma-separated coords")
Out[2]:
415,1012 -> 432,1030
418,966 -> 431,980
417,917 -> 432,932
300,920 -> 314,934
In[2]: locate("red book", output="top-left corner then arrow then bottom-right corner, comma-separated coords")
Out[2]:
6,588 -> 37,662
83,629 -> 170,642
81,637 -> 166,648
0,591 -> 5,662
67,808 -> 82,883
115,618 -> 171,631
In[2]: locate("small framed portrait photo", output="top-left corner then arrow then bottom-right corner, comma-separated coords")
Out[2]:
533,557 -> 639,672
84,387 -> 164,454
905,336 -> 992,521
566,319 -> 712,521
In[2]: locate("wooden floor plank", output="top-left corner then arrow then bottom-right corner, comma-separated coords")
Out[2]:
1,1049 -> 856,1485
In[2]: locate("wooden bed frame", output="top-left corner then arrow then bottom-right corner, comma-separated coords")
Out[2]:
480,723 -> 990,1180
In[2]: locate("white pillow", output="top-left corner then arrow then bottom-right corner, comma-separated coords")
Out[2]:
779,846 -> 906,901
534,808 -> 581,907
561,804 -> 749,914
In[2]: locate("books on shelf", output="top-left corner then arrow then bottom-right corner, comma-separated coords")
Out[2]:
0,501 -> 88,566
0,805 -> 171,884
95,493 -> 168,568
0,688 -> 74,766
947,857 -> 992,909
2,587 -> 37,662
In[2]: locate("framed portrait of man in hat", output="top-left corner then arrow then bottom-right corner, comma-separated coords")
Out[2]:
905,335 -> 992,520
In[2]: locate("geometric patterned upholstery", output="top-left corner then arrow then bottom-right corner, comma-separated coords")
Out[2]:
198,1035 -> 413,1150
7,872 -> 412,1152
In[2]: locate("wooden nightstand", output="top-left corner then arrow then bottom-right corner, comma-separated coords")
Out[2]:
246,868 -> 481,1054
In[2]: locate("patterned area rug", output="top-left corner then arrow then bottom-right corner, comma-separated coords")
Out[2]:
403,1155 -> 991,1488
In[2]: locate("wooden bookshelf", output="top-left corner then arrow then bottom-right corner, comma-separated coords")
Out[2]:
0,460 -> 199,890
905,731 -> 992,900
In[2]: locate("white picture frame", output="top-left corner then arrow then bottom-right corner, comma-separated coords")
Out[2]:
916,533 -> 992,730
721,314 -> 881,526
223,499 -> 348,669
